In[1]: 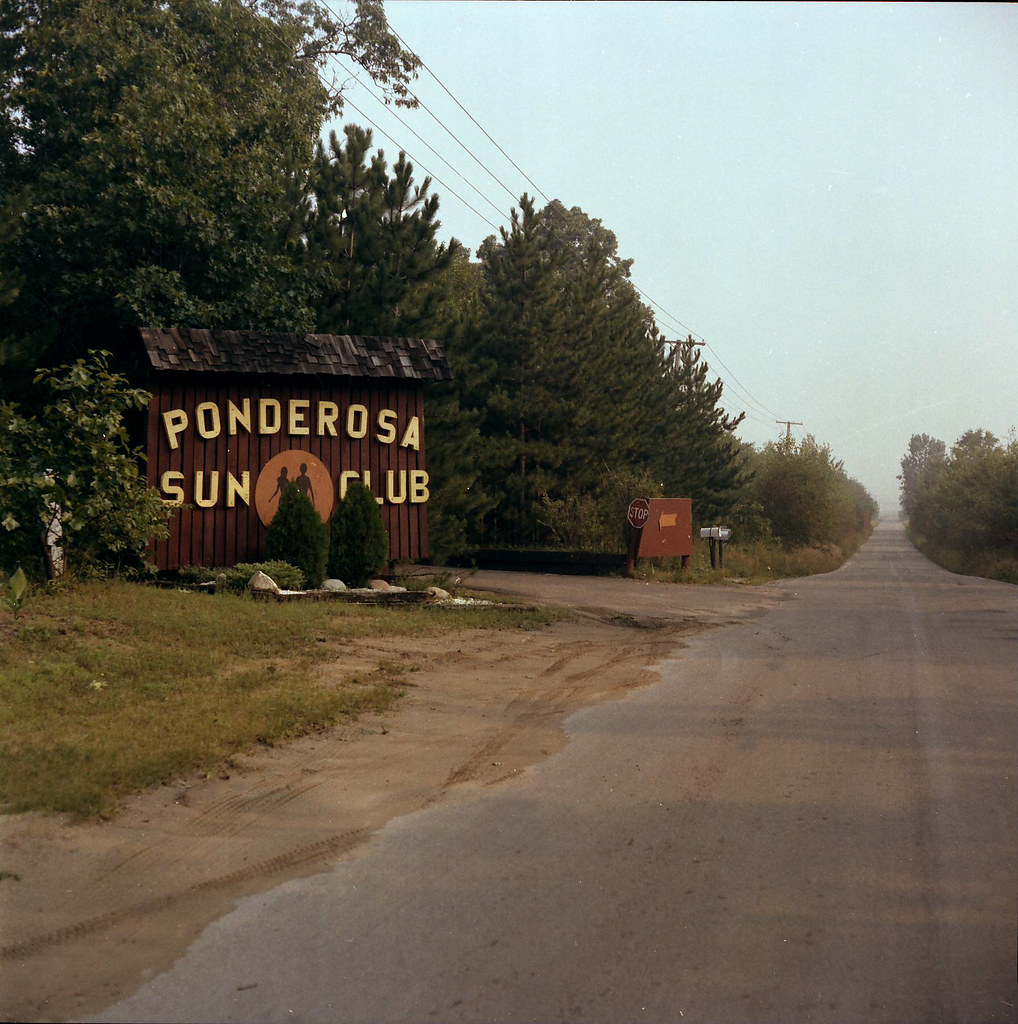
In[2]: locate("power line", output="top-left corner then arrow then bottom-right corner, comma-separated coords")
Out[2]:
341,97 -> 503,234
336,60 -> 511,224
389,26 -> 552,206
296,8 -> 786,430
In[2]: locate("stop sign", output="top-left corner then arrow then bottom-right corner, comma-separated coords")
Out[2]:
627,497 -> 651,530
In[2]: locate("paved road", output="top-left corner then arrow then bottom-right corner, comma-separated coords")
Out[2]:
95,522 -> 1017,1023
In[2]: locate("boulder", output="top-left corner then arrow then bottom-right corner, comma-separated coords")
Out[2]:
247,570 -> 280,595
425,586 -> 451,601
322,579 -> 347,592
367,579 -> 390,591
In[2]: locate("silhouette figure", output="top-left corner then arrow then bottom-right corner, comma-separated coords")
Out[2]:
295,463 -> 315,506
268,466 -> 289,505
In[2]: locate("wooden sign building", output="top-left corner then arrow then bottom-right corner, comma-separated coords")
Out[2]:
139,328 -> 451,571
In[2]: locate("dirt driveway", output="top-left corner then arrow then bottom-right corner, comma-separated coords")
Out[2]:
0,571 -> 784,1022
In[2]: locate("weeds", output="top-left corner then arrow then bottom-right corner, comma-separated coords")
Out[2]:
636,538 -> 857,584
910,536 -> 1018,584
2,567 -> 28,617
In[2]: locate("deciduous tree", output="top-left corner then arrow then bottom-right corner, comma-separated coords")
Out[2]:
0,352 -> 170,579
0,0 -> 419,399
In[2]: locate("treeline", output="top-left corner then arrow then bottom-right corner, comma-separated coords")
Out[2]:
1,0 -> 876,573
736,435 -> 877,552
899,430 -> 1017,583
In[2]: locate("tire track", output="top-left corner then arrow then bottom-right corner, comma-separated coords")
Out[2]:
443,644 -> 648,787
1,828 -> 370,962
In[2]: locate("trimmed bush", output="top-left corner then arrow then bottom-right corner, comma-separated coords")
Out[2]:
328,482 -> 389,587
265,483 -> 329,588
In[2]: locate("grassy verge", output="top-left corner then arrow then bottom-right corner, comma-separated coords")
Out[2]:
0,581 -> 557,818
635,537 -> 862,584
908,536 -> 1017,584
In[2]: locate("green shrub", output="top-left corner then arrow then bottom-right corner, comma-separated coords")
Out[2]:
0,352 -> 170,580
265,483 -> 329,588
178,561 -> 307,591
328,482 -> 389,587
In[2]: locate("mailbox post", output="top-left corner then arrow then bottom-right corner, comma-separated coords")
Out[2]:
700,526 -> 732,569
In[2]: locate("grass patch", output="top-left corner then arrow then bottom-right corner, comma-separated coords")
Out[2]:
635,538 -> 858,584
0,581 -> 559,818
909,536 -> 1018,584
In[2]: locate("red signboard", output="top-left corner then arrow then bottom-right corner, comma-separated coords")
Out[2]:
636,498 -> 693,559
146,376 -> 430,570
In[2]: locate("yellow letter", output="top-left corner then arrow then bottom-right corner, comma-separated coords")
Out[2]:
317,401 -> 339,436
376,409 -> 398,444
288,399 -> 310,436
339,471 -> 360,500
194,471 -> 219,508
160,470 -> 185,504
361,469 -> 383,504
195,401 -> 221,440
386,470 -> 407,504
228,399 -> 251,435
399,416 -> 420,451
346,404 -> 368,439
162,409 -> 188,450
409,470 -> 430,503
258,399 -> 281,434
226,471 -> 250,508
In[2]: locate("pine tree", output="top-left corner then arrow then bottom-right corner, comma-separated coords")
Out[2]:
655,337 -> 747,523
470,195 -> 580,544
301,125 -> 459,337
264,483 -> 329,588
328,482 -> 389,587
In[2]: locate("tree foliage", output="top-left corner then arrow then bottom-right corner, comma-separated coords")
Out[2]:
0,5 -> 881,569
900,429 -> 1017,580
301,124 -> 460,336
264,482 -> 329,588
744,434 -> 876,551
0,352 -> 170,579
446,195 -> 747,548
0,0 -> 419,399
898,433 -> 947,538
328,481 -> 388,586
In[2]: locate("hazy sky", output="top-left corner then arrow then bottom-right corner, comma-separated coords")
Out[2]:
324,1 -> 1017,515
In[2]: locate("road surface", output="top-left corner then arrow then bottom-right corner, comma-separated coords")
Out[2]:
93,522 -> 1017,1023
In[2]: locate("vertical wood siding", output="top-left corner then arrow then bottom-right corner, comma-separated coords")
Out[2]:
146,373 -> 429,570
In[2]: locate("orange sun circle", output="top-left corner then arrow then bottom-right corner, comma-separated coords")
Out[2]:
254,450 -> 334,527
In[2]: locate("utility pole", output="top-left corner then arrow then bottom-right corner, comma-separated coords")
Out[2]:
776,420 -> 803,440
671,335 -> 704,370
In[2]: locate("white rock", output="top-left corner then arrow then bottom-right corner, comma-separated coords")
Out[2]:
247,571 -> 280,594
322,579 -> 347,591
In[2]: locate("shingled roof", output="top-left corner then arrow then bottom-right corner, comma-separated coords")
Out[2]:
138,328 -> 452,381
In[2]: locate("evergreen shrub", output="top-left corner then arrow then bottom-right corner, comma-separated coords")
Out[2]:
265,483 -> 329,588
328,482 -> 389,587
178,561 -> 307,591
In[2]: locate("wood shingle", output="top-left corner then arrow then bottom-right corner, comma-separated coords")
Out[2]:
138,328 -> 452,381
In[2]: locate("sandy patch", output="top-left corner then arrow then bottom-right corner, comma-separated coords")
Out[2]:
0,600 -> 710,1022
